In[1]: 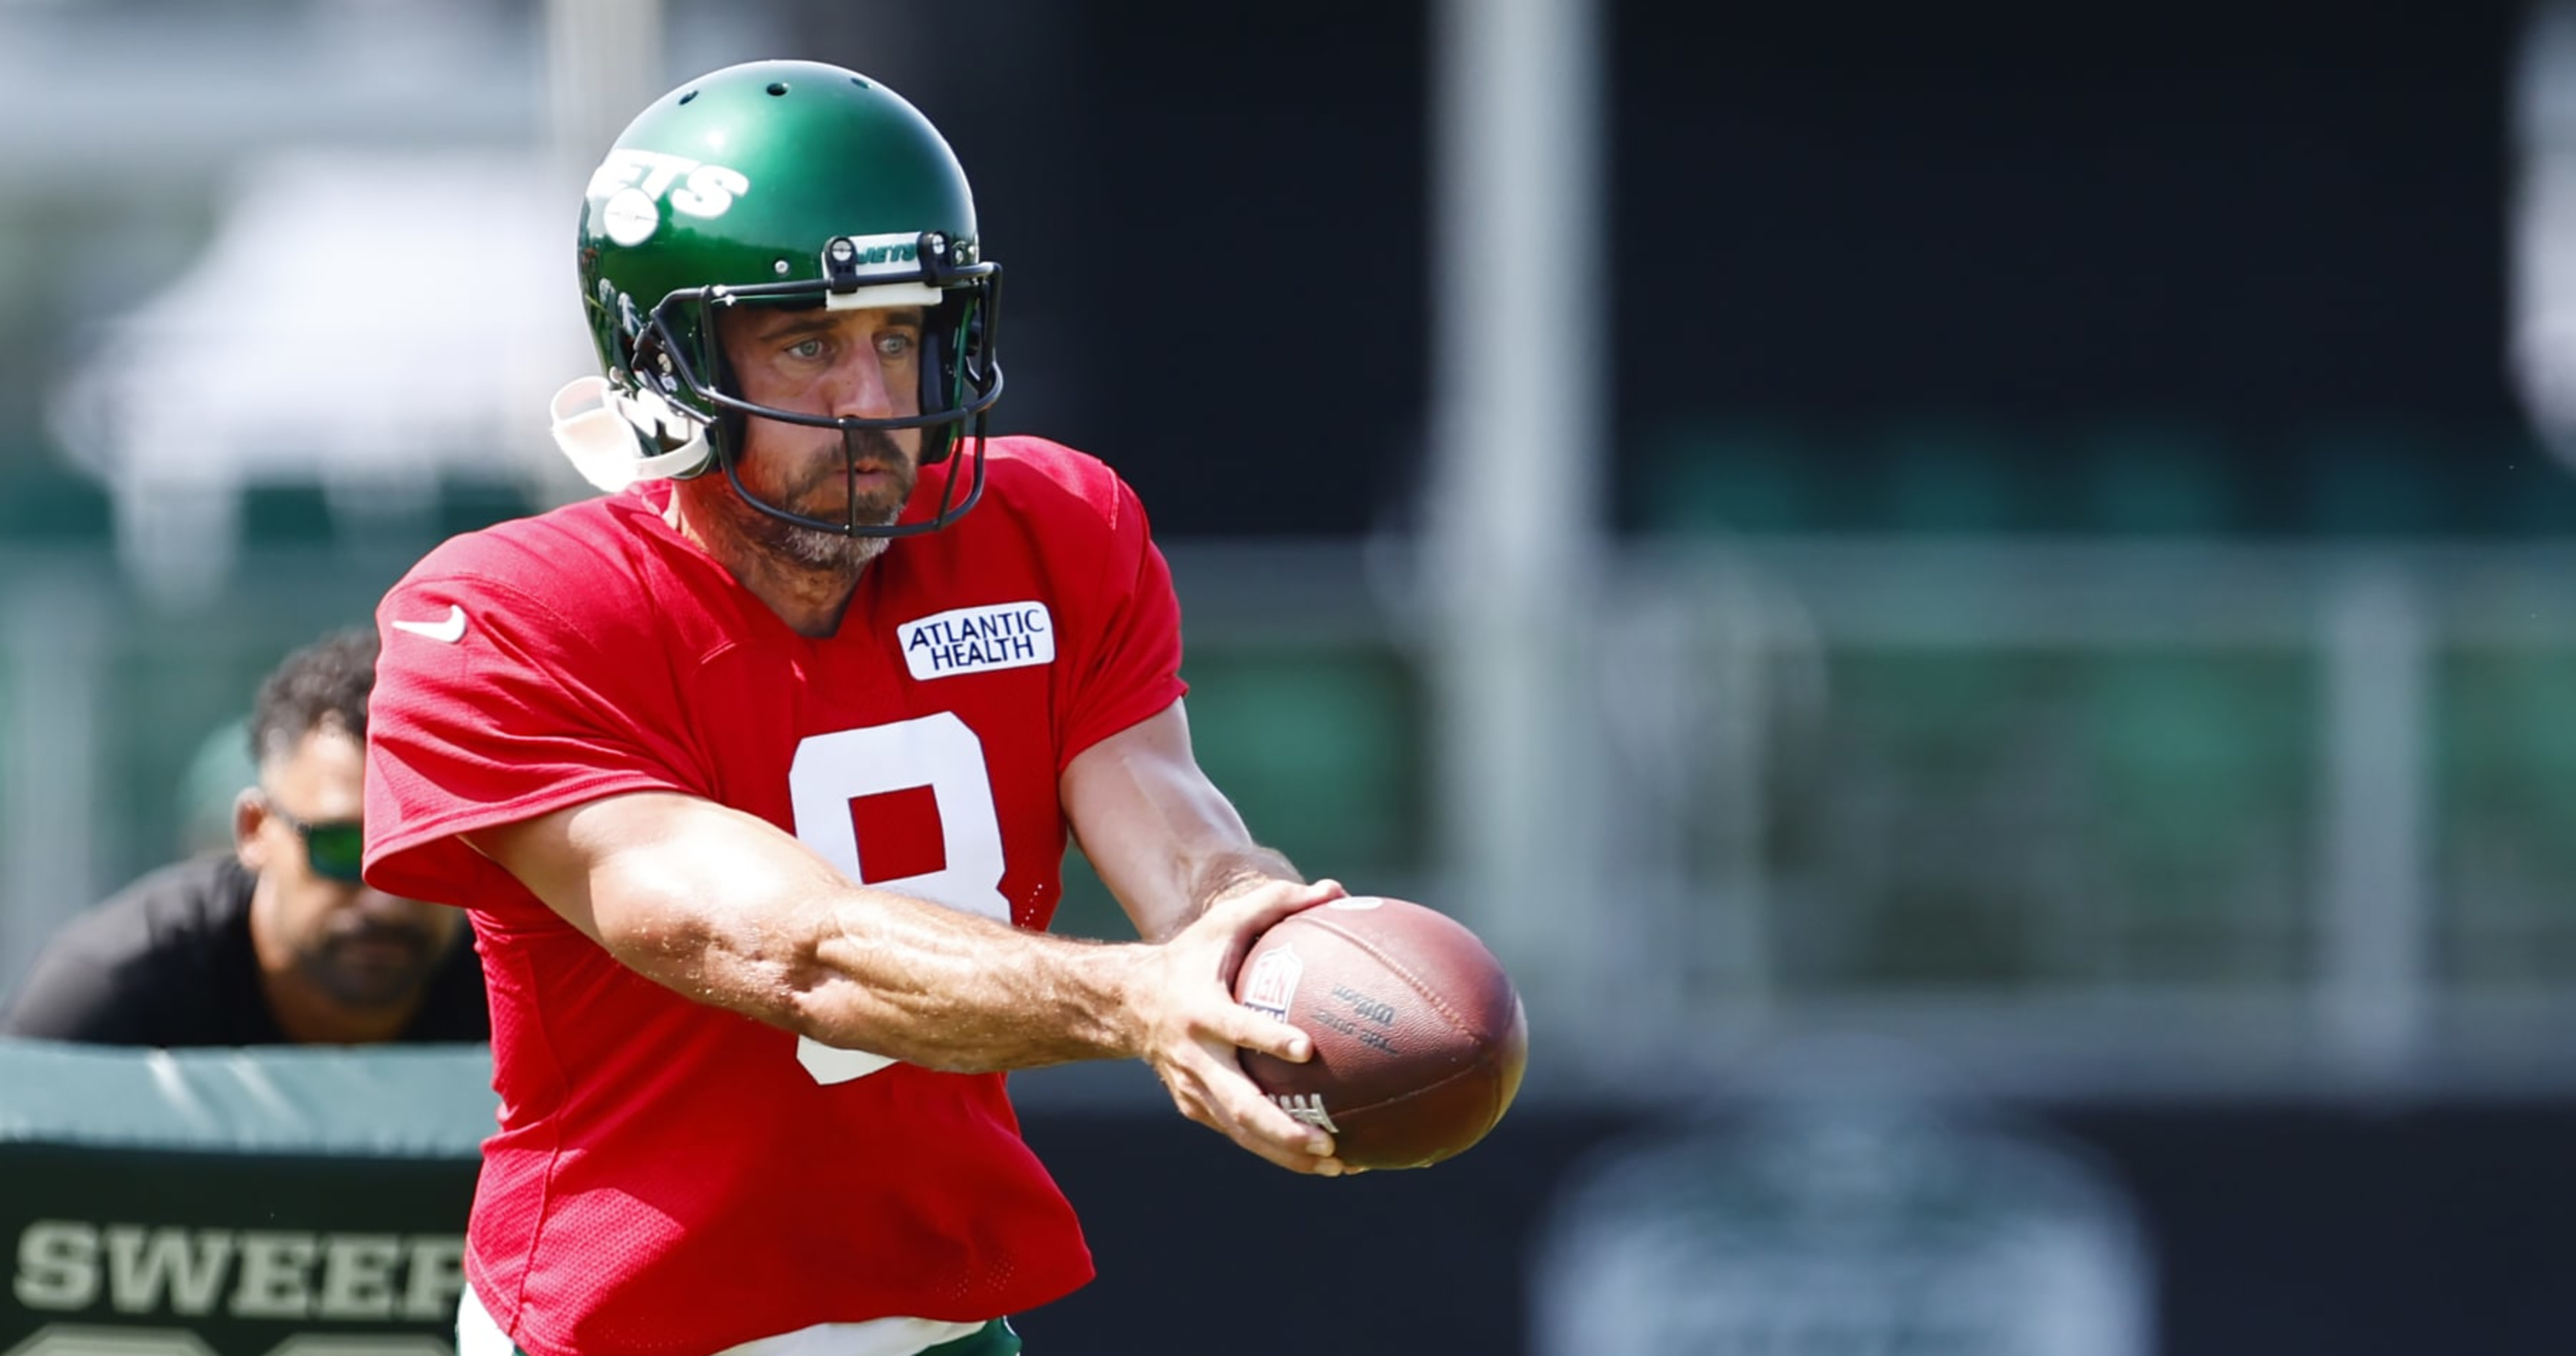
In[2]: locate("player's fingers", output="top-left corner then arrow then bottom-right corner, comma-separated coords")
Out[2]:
1186,1039 -> 1339,1160
1163,1057 -> 1340,1173
1240,1092 -> 1340,1165
1226,1118 -> 1344,1175
1213,877 -> 1344,933
1208,880 -> 1348,988
1225,1104 -> 1345,1174
1220,1005 -> 1313,1063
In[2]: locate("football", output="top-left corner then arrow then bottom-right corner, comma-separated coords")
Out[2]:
1234,896 -> 1527,1170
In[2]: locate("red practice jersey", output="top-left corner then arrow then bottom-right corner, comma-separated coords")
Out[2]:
364,437 -> 1184,1356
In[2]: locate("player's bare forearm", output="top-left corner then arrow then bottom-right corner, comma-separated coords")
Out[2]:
468,789 -> 1150,1072
793,887 -> 1148,1071
1062,700 -> 1307,942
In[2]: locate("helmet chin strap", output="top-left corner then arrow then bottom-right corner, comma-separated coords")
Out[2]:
549,377 -> 715,492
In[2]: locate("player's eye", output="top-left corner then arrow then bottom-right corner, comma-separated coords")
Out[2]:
786,337 -> 826,361
876,331 -> 916,360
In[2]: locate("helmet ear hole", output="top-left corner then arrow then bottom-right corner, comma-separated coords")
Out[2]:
917,294 -> 979,466
668,303 -> 740,477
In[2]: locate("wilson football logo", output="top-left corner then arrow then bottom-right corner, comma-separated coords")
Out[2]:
1239,946 -> 1304,1020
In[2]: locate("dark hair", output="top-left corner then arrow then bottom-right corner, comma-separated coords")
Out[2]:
247,628 -> 379,767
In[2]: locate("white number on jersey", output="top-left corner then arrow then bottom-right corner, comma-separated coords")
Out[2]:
784,713 -> 1009,1085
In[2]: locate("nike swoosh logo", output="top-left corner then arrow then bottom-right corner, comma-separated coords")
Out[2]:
391,605 -> 467,643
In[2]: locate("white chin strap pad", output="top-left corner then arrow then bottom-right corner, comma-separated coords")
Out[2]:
548,376 -> 715,493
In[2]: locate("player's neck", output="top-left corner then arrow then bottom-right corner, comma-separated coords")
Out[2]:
726,549 -> 868,638
666,488 -> 870,637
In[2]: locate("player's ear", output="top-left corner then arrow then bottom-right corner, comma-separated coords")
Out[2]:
233,788 -> 271,872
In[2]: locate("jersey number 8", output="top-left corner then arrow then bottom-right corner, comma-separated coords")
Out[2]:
785,712 -> 1009,1085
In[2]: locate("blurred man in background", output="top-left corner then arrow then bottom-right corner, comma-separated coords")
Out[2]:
365,58 -> 1341,1356
1,628 -> 485,1045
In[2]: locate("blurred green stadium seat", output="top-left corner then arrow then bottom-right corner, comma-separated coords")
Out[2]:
113,641 -> 287,862
1834,648 -> 2032,770
1881,422 -> 2019,534
1790,645 -> 2071,986
2300,425 -> 2451,536
2437,650 -> 2576,864
2487,435 -> 2576,537
0,468 -> 113,543
1643,424 -> 1811,533
436,477 -> 540,538
1182,645 -> 1420,873
2080,422 -> 2234,534
1049,643 -> 1423,941
2086,658 -> 2278,845
2441,650 -> 2576,815
2433,648 -> 2576,981
2080,653 -> 2308,978
235,479 -> 536,555
239,482 -> 338,545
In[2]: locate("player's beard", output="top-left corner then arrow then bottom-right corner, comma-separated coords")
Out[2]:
736,428 -> 917,572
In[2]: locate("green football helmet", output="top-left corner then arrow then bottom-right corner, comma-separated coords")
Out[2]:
560,60 -> 1002,537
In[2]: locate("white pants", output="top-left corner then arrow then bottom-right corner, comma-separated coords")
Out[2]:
458,1280 -> 987,1356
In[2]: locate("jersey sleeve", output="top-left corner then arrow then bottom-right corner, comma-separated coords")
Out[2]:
364,557 -> 704,909
1055,472 -> 1187,767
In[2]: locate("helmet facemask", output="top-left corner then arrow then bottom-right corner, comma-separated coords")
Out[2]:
632,231 -> 1003,540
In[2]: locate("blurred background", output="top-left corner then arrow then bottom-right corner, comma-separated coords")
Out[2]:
5,0 -> 2576,1351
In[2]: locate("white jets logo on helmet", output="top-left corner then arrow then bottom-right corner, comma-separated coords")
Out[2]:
587,149 -> 752,246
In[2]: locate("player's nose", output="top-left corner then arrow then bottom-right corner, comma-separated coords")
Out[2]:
822,348 -> 896,421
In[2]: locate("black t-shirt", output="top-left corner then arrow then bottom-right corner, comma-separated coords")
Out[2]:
0,854 -> 488,1046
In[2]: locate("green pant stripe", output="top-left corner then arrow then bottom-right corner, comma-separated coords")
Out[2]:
925,1319 -> 1022,1356
512,1317 -> 1017,1356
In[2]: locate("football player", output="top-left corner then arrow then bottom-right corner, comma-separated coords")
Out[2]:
362,59 -> 1345,1356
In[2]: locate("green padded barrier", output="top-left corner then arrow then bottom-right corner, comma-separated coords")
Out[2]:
0,1041 -> 494,1356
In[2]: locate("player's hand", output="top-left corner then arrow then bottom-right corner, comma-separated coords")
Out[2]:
1127,877 -> 1353,1175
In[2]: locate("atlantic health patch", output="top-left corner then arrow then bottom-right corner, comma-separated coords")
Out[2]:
897,601 -> 1055,680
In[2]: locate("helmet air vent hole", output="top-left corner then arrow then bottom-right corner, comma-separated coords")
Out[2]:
678,91 -> 697,104
851,77 -> 870,89
767,82 -> 789,96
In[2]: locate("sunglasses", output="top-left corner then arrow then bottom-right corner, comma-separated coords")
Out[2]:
264,801 -> 366,883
